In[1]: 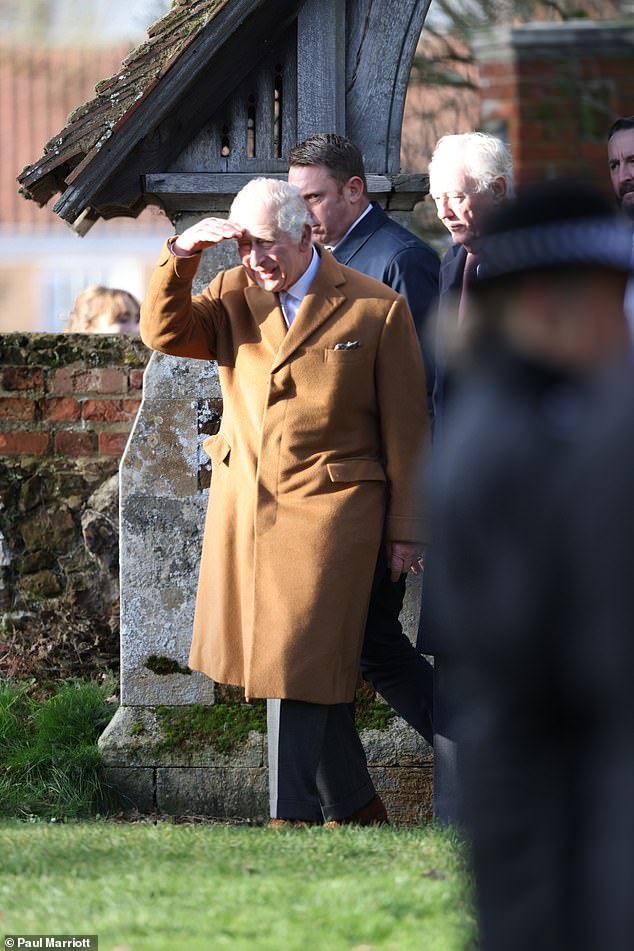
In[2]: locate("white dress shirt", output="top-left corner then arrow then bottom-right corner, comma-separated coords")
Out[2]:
279,246 -> 320,327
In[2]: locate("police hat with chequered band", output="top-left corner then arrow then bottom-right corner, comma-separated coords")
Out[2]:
474,180 -> 634,286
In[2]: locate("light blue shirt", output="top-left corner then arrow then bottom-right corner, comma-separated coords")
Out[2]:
279,246 -> 320,327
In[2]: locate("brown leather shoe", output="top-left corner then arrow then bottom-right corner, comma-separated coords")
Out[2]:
324,794 -> 388,828
268,818 -> 316,829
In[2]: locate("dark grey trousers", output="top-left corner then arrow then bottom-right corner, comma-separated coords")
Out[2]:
267,698 -> 376,821
360,546 -> 434,744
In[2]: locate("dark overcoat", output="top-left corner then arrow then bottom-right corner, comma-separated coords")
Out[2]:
564,368 -> 634,951
424,344 -> 596,951
431,243 -> 467,430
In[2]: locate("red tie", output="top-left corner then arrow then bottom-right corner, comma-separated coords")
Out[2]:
458,252 -> 478,325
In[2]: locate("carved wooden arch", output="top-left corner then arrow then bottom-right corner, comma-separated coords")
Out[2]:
346,0 -> 433,173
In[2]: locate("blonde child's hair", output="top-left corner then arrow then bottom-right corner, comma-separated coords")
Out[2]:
64,285 -> 140,332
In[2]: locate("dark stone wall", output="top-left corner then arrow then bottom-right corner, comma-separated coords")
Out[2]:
0,333 -> 149,682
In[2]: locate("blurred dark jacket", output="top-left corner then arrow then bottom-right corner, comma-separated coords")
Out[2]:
421,342 -> 594,951
564,366 -> 634,951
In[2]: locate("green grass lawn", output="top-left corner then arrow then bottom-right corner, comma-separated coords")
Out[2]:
0,821 -> 476,951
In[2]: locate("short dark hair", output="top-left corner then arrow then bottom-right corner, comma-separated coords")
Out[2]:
288,133 -> 368,192
607,116 -> 634,141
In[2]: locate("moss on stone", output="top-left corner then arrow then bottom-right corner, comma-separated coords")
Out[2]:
123,350 -> 148,368
150,694 -> 396,759
0,332 -> 148,370
145,655 -> 191,676
155,702 -> 267,755
129,720 -> 147,737
355,695 -> 397,732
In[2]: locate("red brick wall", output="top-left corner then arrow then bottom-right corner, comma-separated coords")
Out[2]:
476,23 -> 634,189
0,334 -> 147,458
1,44 -> 134,229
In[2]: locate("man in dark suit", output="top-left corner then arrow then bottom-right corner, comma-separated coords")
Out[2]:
427,180 -> 632,949
607,116 -> 634,333
427,132 -> 513,430
289,133 -> 439,744
421,131 -> 514,821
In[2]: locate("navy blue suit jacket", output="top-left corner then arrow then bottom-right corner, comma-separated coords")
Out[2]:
332,202 -> 440,419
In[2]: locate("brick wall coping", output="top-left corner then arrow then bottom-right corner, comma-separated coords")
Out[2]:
0,332 -> 149,367
472,20 -> 634,60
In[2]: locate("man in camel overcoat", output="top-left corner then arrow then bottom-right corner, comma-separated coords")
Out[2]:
140,177 -> 428,826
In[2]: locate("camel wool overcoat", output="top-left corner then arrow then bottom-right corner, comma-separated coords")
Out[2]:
141,243 -> 429,704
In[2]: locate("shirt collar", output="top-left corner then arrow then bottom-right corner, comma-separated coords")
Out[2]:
282,245 -> 320,302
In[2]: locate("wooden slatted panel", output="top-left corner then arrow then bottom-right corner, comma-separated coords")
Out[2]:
253,59 -> 274,162
280,24 -> 298,164
296,0 -> 345,140
225,81 -> 248,171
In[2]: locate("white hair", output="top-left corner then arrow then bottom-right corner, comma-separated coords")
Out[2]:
429,132 -> 514,197
230,177 -> 312,240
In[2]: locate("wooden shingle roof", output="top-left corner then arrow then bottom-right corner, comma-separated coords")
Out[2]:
18,0 -> 305,232
17,0 -> 433,232
18,0 -> 230,212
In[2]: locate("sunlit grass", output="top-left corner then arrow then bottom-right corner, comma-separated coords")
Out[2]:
0,820 -> 476,951
0,679 -> 116,819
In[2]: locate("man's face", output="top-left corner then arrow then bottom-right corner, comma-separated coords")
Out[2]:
91,309 -> 139,335
430,164 -> 505,249
608,128 -> 634,221
234,205 -> 311,292
288,164 -> 361,247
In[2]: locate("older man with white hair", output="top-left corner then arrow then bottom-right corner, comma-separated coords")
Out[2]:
429,132 -> 513,425
141,177 -> 429,826
422,133 -> 513,823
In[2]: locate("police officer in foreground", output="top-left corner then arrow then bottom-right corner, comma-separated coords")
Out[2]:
425,180 -> 632,951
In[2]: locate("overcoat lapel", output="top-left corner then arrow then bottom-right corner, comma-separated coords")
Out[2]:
440,244 -> 467,295
271,251 -> 347,372
244,284 -> 287,355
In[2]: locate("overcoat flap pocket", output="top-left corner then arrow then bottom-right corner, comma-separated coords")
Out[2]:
202,433 -> 231,465
326,459 -> 386,483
